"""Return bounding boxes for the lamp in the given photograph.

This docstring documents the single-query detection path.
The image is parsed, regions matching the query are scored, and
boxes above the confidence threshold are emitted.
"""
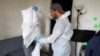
[74,5,87,15]
[74,5,87,29]
[71,5,95,42]
[71,5,95,56]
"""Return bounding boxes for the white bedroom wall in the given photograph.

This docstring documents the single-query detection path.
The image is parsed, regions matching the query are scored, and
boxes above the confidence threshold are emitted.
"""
[72,0,100,31]
[0,0,28,40]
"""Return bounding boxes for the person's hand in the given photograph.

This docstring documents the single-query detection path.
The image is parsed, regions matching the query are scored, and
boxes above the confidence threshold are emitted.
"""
[32,6,38,11]
[34,36,41,43]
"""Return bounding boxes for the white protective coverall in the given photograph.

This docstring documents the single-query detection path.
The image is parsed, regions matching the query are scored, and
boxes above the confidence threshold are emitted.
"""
[39,11,73,56]
[21,7,40,56]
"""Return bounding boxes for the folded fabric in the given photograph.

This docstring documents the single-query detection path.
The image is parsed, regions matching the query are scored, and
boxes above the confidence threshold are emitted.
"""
[31,43,40,56]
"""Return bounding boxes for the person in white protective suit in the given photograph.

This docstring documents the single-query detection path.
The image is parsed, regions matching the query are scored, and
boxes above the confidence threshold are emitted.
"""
[35,3,73,56]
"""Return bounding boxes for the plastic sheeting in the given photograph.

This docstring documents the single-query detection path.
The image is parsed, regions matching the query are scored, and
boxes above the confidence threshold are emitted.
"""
[31,43,40,56]
[21,7,40,56]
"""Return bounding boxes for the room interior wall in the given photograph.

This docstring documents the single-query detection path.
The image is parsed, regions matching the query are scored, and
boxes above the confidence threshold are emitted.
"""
[0,0,28,40]
[72,0,100,31]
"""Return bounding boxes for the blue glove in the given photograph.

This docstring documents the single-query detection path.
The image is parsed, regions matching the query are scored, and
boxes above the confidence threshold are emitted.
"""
[32,6,38,11]
[34,36,41,43]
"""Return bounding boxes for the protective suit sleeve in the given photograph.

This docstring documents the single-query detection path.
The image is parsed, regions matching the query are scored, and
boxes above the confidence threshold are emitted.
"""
[37,9,53,19]
[39,22,66,43]
[39,30,62,43]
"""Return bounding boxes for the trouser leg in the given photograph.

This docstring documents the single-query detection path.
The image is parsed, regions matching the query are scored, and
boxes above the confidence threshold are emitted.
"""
[22,43,35,56]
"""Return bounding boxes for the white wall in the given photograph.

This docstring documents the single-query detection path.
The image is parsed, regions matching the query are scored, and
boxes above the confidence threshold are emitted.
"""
[0,0,28,40]
[72,0,100,31]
